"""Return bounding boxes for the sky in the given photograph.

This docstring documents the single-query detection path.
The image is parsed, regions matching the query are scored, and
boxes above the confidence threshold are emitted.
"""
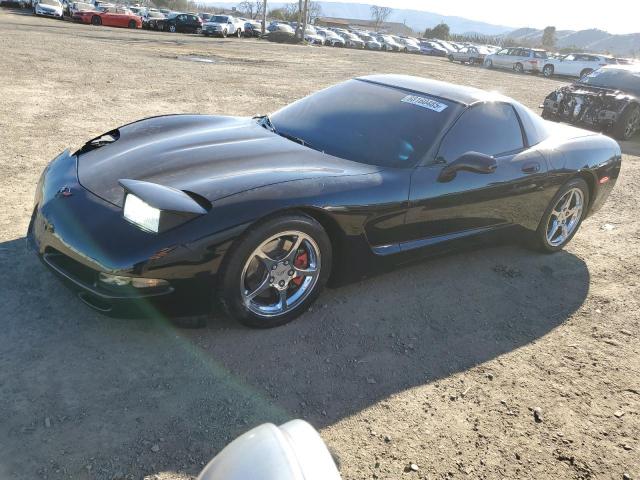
[262,0,640,34]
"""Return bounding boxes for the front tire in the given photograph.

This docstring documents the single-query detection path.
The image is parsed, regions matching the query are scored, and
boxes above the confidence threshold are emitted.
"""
[219,213,332,328]
[532,178,589,253]
[485,59,493,69]
[514,62,524,73]
[128,19,136,28]
[612,104,640,140]
[168,24,176,33]
[543,64,554,77]
[91,15,101,25]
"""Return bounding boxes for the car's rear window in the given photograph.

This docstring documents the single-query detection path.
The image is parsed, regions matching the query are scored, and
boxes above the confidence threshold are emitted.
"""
[533,50,548,59]
[270,79,462,168]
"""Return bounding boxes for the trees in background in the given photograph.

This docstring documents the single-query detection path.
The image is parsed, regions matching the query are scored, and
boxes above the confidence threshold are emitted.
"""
[237,0,264,19]
[542,26,556,49]
[266,1,321,24]
[370,5,392,31]
[424,22,450,40]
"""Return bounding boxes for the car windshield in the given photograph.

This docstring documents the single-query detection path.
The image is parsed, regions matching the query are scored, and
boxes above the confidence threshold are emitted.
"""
[579,68,640,96]
[210,15,228,22]
[75,2,92,9]
[269,79,462,167]
[148,11,163,17]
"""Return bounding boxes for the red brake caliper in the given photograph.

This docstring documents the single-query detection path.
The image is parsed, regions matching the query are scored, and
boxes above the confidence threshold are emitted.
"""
[291,250,308,287]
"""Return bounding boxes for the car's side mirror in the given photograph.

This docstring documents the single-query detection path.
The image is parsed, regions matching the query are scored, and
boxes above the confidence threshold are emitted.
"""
[198,420,341,480]
[437,151,497,182]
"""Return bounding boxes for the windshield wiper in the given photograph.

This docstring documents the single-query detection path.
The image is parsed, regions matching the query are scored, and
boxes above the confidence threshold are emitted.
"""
[254,114,276,132]
[276,131,322,152]
[255,115,322,152]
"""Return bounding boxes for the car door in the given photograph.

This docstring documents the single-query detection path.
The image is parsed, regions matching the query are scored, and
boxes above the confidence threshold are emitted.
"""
[557,54,576,76]
[493,48,511,68]
[174,14,185,32]
[405,102,548,247]
[101,7,116,26]
[114,8,129,27]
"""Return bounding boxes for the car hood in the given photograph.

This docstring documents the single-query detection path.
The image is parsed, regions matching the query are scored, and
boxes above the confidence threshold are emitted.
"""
[76,115,380,207]
[557,83,638,100]
[204,21,227,27]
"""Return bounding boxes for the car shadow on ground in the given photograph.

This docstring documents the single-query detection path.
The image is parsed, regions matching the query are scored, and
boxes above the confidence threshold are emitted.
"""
[0,234,590,478]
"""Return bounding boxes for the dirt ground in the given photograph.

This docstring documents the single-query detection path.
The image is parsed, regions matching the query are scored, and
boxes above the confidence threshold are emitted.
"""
[0,9,639,480]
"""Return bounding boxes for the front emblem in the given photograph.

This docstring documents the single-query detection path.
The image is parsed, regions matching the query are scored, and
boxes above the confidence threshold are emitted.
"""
[57,186,72,198]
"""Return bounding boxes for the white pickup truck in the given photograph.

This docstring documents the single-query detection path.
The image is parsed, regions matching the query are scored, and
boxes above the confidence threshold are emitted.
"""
[542,53,618,78]
[202,14,245,37]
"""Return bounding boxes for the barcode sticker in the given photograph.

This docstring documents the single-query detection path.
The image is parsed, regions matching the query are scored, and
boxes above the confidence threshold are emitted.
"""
[401,95,448,112]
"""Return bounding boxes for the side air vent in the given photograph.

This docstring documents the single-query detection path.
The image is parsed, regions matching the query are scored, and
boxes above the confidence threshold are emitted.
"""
[75,129,120,155]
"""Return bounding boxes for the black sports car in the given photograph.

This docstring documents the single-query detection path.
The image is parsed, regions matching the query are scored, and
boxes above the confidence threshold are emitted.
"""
[29,75,622,328]
[542,64,640,140]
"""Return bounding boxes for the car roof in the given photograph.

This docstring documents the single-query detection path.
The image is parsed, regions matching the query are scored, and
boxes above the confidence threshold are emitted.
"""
[357,74,510,106]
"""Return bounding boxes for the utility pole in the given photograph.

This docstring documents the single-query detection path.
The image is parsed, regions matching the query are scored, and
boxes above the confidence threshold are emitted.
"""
[296,0,303,40]
[301,0,309,41]
[261,0,267,35]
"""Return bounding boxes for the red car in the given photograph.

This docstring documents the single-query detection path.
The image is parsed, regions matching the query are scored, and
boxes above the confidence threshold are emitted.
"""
[74,7,142,28]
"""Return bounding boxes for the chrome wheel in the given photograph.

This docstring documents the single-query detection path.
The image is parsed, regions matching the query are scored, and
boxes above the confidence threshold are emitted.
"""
[240,231,320,318]
[546,188,584,247]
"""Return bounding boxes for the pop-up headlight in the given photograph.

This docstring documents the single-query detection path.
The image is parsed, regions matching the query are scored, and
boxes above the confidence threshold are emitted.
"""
[123,193,161,233]
[119,179,210,234]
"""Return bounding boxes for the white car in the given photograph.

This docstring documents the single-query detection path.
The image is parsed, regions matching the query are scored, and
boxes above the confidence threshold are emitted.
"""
[304,25,324,45]
[317,28,345,47]
[395,36,421,53]
[541,53,618,78]
[202,14,244,37]
[33,0,63,18]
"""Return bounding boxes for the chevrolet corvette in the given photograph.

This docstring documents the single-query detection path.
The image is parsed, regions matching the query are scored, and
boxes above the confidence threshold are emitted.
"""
[542,64,640,140]
[29,75,622,328]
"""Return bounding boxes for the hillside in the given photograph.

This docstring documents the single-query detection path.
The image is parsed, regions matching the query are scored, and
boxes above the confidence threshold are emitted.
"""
[506,27,640,56]
[205,1,514,35]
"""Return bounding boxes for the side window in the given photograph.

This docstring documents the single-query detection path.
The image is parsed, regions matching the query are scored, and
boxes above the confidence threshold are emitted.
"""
[437,103,524,163]
[565,54,575,61]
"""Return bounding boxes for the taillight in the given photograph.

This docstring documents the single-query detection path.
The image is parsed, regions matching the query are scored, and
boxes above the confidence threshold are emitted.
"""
[528,59,538,64]
[599,176,610,184]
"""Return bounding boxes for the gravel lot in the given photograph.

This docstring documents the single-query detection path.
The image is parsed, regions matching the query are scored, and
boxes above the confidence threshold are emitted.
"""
[1,9,639,480]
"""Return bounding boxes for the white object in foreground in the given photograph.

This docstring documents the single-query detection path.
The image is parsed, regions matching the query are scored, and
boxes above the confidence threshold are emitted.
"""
[198,420,341,480]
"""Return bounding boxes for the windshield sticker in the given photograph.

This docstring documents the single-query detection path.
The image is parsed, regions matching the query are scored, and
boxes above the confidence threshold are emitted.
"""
[401,95,448,112]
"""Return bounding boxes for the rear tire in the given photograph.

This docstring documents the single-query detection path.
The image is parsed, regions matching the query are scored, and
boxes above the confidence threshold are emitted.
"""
[531,178,589,253]
[611,104,640,140]
[128,20,136,28]
[91,15,101,25]
[485,59,493,69]
[168,24,176,33]
[514,62,524,73]
[219,213,332,328]
[543,64,554,77]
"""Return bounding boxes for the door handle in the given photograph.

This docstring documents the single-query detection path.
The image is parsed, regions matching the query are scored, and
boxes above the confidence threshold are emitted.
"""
[522,162,540,174]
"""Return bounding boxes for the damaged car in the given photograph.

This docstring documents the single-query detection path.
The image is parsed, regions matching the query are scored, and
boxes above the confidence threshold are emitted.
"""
[542,65,640,140]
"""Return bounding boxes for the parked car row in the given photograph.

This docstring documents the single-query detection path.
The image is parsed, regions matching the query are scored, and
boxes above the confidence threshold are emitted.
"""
[443,42,637,81]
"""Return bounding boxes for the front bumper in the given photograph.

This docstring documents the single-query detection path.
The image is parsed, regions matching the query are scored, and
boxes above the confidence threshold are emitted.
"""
[28,150,215,317]
[36,8,62,17]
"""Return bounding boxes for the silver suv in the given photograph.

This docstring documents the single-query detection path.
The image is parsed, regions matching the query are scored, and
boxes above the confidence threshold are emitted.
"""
[484,47,548,73]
